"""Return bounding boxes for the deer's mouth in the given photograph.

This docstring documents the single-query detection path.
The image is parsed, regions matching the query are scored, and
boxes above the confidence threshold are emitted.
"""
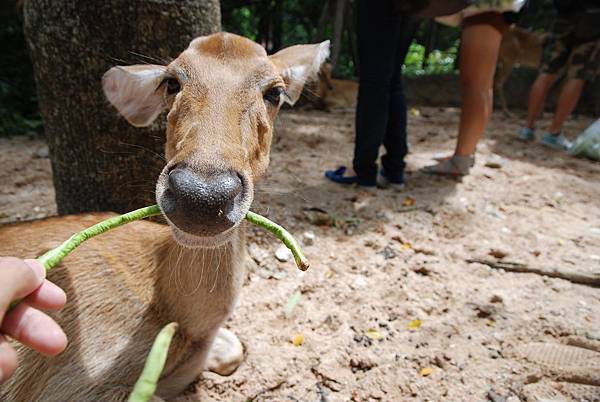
[167,224,239,248]
[155,164,253,248]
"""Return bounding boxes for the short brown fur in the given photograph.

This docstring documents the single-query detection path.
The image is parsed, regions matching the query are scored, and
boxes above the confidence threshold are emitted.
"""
[0,32,328,401]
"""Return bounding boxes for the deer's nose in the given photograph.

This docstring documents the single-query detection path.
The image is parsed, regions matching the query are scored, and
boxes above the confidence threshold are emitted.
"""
[164,166,243,236]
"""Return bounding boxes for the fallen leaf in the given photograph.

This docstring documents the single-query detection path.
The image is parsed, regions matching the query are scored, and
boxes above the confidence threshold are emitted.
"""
[303,208,333,226]
[365,328,384,341]
[419,367,433,376]
[488,249,508,259]
[401,242,412,250]
[284,290,302,317]
[407,319,422,330]
[484,161,502,169]
[391,235,404,243]
[409,107,420,117]
[403,197,416,207]
[325,270,335,279]
[291,333,304,346]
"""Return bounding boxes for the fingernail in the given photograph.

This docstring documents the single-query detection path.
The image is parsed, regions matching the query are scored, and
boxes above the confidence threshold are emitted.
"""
[24,259,45,281]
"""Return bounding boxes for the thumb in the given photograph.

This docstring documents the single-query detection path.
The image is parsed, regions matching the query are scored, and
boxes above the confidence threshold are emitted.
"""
[0,257,45,323]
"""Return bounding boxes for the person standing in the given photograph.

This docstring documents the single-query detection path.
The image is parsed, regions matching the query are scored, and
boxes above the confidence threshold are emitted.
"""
[325,0,422,188]
[518,0,600,149]
[422,0,525,176]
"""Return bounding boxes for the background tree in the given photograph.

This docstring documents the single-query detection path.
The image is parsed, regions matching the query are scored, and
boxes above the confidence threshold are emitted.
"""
[0,1,40,136]
[23,0,221,214]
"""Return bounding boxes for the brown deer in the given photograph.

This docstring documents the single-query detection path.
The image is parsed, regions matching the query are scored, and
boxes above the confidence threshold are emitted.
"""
[0,32,329,401]
[496,25,546,115]
[308,62,358,111]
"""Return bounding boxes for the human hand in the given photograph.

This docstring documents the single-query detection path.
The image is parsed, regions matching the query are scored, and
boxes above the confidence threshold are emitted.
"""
[0,257,67,384]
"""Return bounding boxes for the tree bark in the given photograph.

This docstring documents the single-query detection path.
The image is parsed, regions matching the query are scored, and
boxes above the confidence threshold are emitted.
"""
[315,0,331,42]
[271,0,284,52]
[23,0,221,215]
[257,0,271,52]
[345,0,358,77]
[423,20,438,69]
[330,0,346,70]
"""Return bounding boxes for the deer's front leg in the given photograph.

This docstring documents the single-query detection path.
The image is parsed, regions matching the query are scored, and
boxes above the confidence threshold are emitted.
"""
[95,387,165,402]
[206,328,244,376]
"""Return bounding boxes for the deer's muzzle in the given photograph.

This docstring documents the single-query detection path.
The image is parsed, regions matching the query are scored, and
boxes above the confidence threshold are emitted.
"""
[160,165,245,237]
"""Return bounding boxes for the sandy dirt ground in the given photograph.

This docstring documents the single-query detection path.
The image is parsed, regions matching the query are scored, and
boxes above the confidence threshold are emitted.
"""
[1,107,599,401]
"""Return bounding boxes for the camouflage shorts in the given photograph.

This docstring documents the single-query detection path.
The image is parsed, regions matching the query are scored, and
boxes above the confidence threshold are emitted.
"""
[541,18,600,81]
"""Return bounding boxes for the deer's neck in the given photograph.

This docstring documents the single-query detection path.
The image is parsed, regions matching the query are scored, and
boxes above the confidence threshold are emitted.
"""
[153,225,246,338]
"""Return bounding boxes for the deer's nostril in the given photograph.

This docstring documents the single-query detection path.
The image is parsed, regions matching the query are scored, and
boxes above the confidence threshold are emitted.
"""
[164,167,245,236]
[166,162,185,175]
[218,172,243,200]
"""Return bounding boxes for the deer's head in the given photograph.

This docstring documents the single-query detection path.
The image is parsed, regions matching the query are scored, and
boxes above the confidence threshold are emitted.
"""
[103,33,329,247]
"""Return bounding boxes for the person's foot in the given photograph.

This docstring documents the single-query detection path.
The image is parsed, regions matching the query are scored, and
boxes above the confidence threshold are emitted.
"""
[540,132,571,150]
[518,127,535,142]
[422,154,474,177]
[377,169,405,190]
[325,166,376,187]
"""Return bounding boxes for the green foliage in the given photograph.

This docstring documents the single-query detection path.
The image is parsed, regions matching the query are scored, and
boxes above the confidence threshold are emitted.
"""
[402,41,459,76]
[226,6,260,42]
[222,0,323,49]
[0,0,560,137]
[0,16,42,137]
[222,1,458,79]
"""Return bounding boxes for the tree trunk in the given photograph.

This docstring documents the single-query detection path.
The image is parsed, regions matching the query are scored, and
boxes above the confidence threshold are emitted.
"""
[257,0,271,52]
[423,20,438,69]
[271,0,284,52]
[345,0,358,77]
[23,0,221,215]
[330,0,346,70]
[315,0,331,42]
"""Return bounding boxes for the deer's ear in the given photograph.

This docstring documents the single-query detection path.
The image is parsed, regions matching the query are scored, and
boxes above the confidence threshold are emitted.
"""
[269,40,330,106]
[102,65,167,127]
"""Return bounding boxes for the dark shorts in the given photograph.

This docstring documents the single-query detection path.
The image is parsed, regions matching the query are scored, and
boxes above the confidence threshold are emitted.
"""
[541,17,600,81]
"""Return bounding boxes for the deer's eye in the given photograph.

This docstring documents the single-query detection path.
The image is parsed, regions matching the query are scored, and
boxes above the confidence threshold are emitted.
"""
[263,86,284,105]
[162,77,181,95]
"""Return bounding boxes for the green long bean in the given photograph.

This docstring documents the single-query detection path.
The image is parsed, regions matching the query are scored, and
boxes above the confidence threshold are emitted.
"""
[35,205,308,272]
[245,211,309,271]
[9,204,308,402]
[127,322,178,402]
[37,205,163,270]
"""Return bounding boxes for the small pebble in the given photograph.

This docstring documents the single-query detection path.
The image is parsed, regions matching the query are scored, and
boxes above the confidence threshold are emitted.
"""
[275,245,292,262]
[302,231,315,246]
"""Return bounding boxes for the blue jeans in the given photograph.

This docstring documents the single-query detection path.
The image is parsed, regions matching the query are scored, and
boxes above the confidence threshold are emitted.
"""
[353,0,420,182]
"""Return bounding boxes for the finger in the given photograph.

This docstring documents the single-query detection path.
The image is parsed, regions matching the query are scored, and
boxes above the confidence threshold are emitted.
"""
[23,280,67,311]
[0,258,45,321]
[1,302,67,356]
[0,334,17,385]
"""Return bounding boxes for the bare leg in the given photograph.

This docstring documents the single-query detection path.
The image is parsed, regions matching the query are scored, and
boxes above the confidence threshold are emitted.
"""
[422,14,507,176]
[547,78,584,133]
[454,17,505,156]
[525,73,558,129]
